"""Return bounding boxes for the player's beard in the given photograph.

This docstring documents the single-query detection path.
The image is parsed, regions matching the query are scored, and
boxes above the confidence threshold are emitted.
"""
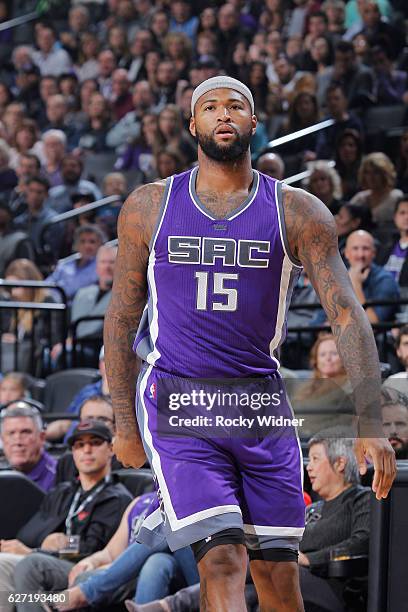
[196,126,252,162]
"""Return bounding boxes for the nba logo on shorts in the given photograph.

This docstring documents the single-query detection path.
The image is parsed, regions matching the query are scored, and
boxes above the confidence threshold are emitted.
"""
[149,383,157,399]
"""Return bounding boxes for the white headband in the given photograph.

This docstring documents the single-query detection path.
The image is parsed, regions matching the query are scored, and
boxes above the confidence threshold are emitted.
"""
[191,76,255,116]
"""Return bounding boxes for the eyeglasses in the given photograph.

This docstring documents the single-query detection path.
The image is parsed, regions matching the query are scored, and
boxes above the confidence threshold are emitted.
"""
[72,438,107,451]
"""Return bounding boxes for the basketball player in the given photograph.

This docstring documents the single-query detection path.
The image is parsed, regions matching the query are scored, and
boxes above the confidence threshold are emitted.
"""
[104,77,396,611]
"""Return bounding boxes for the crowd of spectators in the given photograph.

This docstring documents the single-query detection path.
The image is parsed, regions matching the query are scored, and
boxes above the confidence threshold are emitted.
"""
[0,0,407,610]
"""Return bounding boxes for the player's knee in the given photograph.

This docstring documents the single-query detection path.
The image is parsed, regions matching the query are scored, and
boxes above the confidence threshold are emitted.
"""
[198,543,246,580]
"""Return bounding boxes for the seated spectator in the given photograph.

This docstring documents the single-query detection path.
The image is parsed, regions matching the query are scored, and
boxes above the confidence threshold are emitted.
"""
[0,401,56,492]
[155,147,188,180]
[385,325,408,382]
[42,94,82,150]
[158,105,196,166]
[372,45,408,105]
[256,152,285,180]
[110,69,134,121]
[115,112,159,181]
[344,230,400,323]
[381,386,408,458]
[276,91,320,159]
[13,176,63,263]
[1,258,64,374]
[245,61,270,119]
[46,224,105,304]
[0,420,132,606]
[31,25,73,77]
[55,493,199,610]
[303,161,343,215]
[334,128,363,200]
[96,172,127,239]
[169,0,199,43]
[78,92,112,152]
[55,396,121,483]
[268,54,309,113]
[291,334,352,437]
[41,129,67,188]
[76,32,100,83]
[8,152,41,218]
[47,346,109,444]
[154,59,179,107]
[300,430,370,612]
[48,154,102,214]
[335,202,373,258]
[0,372,30,407]
[163,32,193,82]
[376,195,408,287]
[354,0,405,61]
[8,119,42,170]
[106,80,157,152]
[70,245,117,366]
[315,84,363,160]
[317,40,375,109]
[351,152,403,226]
[0,140,17,199]
[0,201,35,276]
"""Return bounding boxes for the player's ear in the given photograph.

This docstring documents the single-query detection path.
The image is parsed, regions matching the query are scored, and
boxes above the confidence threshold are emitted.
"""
[251,114,257,136]
[189,116,196,138]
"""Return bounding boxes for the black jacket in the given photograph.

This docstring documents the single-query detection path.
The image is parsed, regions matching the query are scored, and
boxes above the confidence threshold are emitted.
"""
[17,474,132,555]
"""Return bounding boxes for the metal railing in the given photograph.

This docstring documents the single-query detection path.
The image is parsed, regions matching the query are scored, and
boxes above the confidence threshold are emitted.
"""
[39,195,122,260]
[267,118,335,150]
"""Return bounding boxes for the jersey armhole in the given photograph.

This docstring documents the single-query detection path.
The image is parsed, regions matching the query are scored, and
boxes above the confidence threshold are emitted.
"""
[275,180,303,269]
[148,176,174,252]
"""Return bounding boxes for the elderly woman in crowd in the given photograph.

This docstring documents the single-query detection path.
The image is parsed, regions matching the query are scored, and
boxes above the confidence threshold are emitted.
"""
[304,161,343,215]
[351,152,403,225]
[299,430,370,612]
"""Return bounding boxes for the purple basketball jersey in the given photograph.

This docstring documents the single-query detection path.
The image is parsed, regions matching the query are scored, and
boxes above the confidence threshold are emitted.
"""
[134,167,302,377]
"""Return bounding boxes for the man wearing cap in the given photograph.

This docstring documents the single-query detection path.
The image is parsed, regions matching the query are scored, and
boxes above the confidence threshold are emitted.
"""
[0,419,132,612]
[105,75,396,610]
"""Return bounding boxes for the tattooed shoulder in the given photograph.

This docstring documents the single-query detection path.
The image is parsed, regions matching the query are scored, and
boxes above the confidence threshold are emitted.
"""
[118,180,167,247]
[281,184,338,265]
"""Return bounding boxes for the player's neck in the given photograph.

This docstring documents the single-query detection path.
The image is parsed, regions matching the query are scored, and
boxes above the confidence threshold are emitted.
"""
[196,149,253,194]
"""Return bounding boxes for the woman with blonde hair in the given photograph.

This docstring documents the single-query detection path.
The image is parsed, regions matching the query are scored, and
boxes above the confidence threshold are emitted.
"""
[303,161,343,214]
[162,32,192,80]
[351,152,403,224]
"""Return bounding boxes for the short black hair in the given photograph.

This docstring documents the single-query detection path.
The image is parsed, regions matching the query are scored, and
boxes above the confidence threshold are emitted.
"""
[394,194,408,214]
[27,175,50,191]
[335,40,355,55]
[396,324,408,348]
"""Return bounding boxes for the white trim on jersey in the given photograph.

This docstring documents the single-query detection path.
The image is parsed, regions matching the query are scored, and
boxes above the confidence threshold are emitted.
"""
[268,254,293,369]
[146,175,174,366]
[243,524,305,537]
[274,180,303,270]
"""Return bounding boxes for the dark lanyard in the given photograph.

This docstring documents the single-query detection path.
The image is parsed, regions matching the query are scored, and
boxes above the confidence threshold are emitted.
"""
[65,475,110,536]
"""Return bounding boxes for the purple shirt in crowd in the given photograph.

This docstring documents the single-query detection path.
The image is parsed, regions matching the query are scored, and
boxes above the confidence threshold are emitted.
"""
[26,451,57,492]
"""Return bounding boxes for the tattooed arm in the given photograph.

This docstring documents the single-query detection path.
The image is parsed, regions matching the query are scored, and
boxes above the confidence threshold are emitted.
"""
[283,185,396,499]
[104,181,165,468]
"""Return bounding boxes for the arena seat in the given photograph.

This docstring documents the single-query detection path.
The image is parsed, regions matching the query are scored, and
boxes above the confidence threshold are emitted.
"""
[0,471,44,538]
[368,461,408,612]
[43,368,101,414]
[113,468,155,497]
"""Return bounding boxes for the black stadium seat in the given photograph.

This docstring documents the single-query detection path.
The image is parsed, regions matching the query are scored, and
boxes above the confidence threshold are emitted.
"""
[0,471,44,539]
[43,368,101,414]
[113,468,155,497]
[368,461,408,612]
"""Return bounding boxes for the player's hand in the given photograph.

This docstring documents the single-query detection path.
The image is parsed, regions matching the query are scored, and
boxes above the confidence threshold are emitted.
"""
[354,437,397,500]
[113,430,147,469]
